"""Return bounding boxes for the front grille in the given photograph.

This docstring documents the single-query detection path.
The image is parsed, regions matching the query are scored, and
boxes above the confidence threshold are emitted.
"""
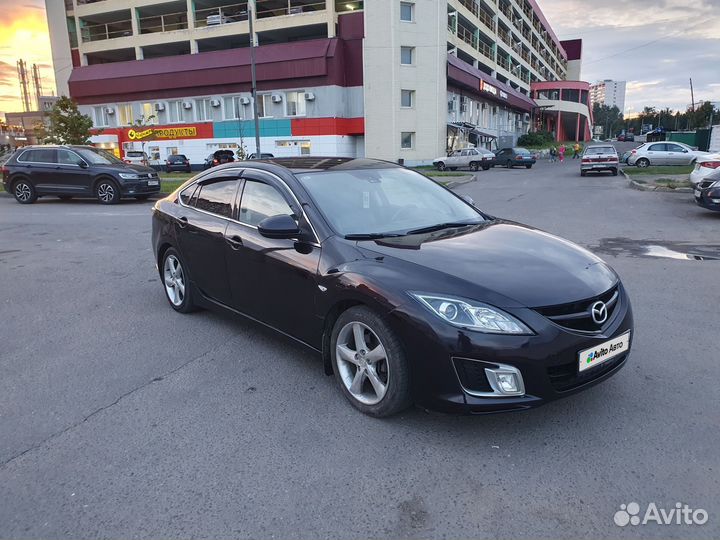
[452,358,493,394]
[547,353,627,392]
[534,285,620,333]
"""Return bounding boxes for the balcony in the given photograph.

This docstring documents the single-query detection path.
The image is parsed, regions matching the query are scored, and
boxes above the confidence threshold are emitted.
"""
[138,2,189,34]
[79,10,133,43]
[457,0,494,31]
[194,1,249,28]
[256,0,326,19]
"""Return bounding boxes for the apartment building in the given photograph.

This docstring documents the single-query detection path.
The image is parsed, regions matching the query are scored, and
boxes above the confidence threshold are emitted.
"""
[46,0,578,165]
[590,79,627,113]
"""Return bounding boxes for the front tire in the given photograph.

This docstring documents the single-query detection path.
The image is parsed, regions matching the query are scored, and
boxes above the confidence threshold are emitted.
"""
[470,161,479,171]
[506,160,513,169]
[13,179,37,204]
[161,248,196,313]
[96,179,120,204]
[436,162,446,171]
[331,306,411,417]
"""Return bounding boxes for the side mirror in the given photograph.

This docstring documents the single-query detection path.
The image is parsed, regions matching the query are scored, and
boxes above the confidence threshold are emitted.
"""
[257,214,300,239]
[461,194,475,206]
[78,160,88,169]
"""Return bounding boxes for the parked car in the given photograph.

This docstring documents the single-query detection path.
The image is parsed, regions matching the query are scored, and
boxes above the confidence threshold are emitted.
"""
[166,154,191,173]
[689,154,720,185]
[203,150,236,169]
[152,157,633,417]
[433,148,495,171]
[627,142,708,167]
[490,147,536,169]
[246,153,275,160]
[580,145,619,176]
[124,150,149,166]
[623,133,635,142]
[694,169,720,212]
[2,145,160,204]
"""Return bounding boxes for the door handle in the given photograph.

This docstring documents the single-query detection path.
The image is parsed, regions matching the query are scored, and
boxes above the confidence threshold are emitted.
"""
[226,235,243,250]
[177,216,188,229]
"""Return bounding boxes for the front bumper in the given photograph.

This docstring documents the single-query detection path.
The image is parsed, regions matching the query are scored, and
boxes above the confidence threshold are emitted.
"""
[695,190,720,211]
[120,181,162,196]
[389,284,634,414]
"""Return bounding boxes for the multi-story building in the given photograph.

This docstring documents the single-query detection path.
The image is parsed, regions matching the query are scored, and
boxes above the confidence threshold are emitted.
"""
[46,0,581,166]
[590,79,626,113]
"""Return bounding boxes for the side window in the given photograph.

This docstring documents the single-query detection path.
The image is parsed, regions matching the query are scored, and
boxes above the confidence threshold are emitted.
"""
[194,180,238,218]
[649,144,666,152]
[20,149,56,163]
[179,184,198,206]
[57,150,82,166]
[239,180,293,227]
[666,144,684,152]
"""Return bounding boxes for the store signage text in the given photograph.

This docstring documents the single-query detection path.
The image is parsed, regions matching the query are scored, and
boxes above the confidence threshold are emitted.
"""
[127,127,198,140]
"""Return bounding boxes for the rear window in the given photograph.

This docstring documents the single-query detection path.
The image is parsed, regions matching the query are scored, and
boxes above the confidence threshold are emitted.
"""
[126,151,145,157]
[515,148,531,155]
[168,155,187,161]
[584,147,616,155]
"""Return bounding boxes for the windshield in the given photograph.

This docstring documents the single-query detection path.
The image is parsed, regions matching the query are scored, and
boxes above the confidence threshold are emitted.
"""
[296,167,484,237]
[75,147,124,165]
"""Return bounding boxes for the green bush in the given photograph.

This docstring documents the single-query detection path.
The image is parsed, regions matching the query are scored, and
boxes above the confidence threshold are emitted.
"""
[517,131,554,147]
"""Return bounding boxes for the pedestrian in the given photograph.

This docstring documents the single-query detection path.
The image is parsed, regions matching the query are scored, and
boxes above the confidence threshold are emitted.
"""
[549,146,557,163]
[573,142,581,159]
[558,144,566,163]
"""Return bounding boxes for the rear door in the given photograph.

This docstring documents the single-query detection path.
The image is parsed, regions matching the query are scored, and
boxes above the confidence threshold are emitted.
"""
[175,170,242,304]
[56,149,93,195]
[16,148,58,193]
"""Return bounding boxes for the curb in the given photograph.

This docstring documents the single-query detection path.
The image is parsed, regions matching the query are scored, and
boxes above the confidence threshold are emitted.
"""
[440,175,475,188]
[622,170,693,193]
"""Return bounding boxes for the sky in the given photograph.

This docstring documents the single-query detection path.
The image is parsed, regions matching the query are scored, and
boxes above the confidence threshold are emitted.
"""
[0,0,718,116]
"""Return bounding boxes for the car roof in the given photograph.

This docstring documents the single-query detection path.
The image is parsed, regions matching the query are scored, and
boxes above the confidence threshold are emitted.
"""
[585,144,616,149]
[251,157,403,174]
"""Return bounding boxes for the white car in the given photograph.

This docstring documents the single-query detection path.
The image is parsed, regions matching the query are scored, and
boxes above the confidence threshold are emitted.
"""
[433,148,495,172]
[689,154,720,185]
[626,141,708,168]
[123,150,149,166]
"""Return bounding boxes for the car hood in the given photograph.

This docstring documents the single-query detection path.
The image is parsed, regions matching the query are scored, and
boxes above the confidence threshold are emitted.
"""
[356,221,617,308]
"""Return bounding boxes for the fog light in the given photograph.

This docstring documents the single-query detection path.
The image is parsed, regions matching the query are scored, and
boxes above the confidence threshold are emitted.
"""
[485,364,525,396]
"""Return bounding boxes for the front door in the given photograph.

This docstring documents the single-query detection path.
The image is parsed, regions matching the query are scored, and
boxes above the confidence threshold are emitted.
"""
[56,149,94,195]
[224,169,322,345]
[665,143,690,165]
[175,172,241,304]
[646,143,668,165]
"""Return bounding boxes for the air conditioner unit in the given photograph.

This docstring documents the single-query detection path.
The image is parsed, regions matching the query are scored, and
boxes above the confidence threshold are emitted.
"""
[303,92,315,101]
[210,99,221,107]
[271,94,283,103]
[182,101,193,109]
[154,103,165,111]
[104,107,115,115]
[240,97,251,105]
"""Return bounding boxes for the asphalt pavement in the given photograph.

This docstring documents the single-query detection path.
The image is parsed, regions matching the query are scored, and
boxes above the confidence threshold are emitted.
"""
[0,158,718,539]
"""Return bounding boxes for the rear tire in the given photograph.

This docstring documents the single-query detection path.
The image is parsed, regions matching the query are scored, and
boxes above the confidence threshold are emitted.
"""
[506,160,513,169]
[331,306,411,417]
[470,162,479,171]
[161,248,197,313]
[96,179,120,205]
[525,164,532,169]
[482,164,490,171]
[612,168,618,176]
[580,170,587,177]
[636,158,650,169]
[12,179,37,204]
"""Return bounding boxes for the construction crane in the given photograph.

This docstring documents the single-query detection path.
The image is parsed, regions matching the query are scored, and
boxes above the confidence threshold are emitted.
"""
[32,64,43,110]
[17,59,31,112]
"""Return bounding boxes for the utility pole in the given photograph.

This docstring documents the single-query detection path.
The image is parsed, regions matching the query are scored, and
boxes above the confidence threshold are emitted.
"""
[690,78,695,112]
[249,4,261,157]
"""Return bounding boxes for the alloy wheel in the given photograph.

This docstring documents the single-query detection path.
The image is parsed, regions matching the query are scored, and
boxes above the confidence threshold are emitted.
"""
[163,255,186,307]
[97,183,115,203]
[336,321,389,405]
[15,183,32,202]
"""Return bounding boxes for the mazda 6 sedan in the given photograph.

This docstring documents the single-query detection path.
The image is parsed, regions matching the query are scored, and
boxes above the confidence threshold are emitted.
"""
[151,157,633,417]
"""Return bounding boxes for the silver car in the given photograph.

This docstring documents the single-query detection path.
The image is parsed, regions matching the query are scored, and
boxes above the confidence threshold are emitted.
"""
[627,142,708,168]
[433,148,495,171]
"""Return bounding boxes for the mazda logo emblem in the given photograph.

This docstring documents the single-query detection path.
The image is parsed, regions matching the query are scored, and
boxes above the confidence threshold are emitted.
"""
[590,301,608,325]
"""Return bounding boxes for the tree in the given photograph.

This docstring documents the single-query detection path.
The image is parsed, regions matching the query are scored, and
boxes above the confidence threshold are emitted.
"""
[592,103,623,137]
[44,97,96,145]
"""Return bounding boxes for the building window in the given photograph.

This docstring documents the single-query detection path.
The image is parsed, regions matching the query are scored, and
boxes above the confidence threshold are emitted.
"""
[117,104,134,126]
[224,96,252,120]
[256,94,272,118]
[400,89,414,108]
[400,46,414,65]
[141,103,158,124]
[93,106,110,127]
[195,98,215,122]
[400,2,414,22]
[285,91,306,117]
[400,132,414,149]
[168,100,193,123]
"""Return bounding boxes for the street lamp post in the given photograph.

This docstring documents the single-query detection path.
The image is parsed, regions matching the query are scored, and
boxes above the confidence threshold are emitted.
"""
[249,5,261,157]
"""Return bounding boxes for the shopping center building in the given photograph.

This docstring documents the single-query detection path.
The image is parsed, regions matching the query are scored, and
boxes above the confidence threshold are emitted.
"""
[46,0,585,166]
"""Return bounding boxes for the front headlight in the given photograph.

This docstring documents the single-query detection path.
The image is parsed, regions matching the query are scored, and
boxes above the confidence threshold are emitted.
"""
[410,293,533,334]
[119,173,141,180]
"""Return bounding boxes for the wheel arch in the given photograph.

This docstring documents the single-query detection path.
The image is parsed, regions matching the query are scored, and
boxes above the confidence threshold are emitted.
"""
[321,299,366,376]
[92,174,119,192]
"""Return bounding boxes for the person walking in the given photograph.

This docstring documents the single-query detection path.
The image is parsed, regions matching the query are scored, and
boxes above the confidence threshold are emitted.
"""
[549,146,557,163]
[573,142,582,159]
[558,144,566,163]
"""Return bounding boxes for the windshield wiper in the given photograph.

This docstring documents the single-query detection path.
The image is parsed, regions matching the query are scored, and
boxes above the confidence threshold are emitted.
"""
[344,232,405,240]
[405,221,482,236]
